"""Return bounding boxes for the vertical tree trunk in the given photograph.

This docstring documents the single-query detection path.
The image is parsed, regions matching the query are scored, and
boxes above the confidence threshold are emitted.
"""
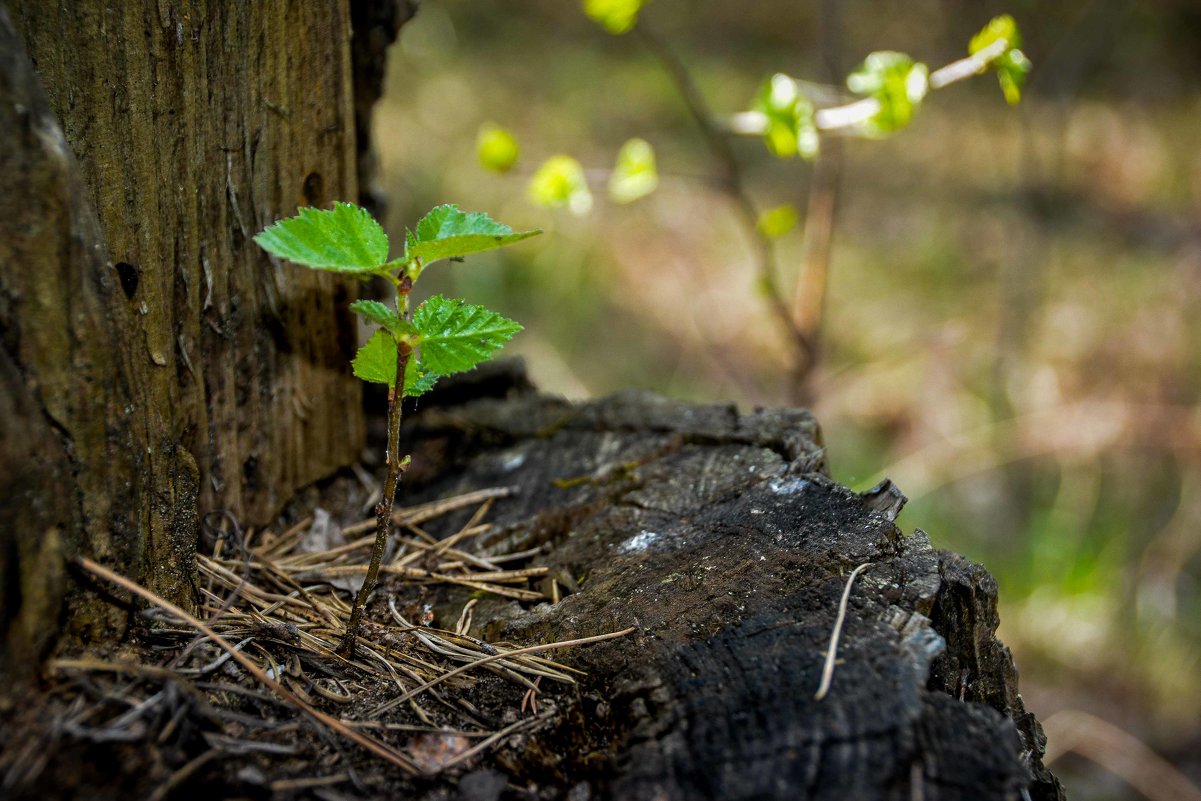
[0,0,403,681]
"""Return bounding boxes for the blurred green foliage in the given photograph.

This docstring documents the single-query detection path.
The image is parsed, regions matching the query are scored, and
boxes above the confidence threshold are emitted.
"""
[753,73,820,159]
[527,155,593,216]
[374,3,1201,796]
[477,123,521,172]
[846,51,928,136]
[609,137,660,203]
[583,0,646,35]
[969,13,1032,104]
[757,204,800,239]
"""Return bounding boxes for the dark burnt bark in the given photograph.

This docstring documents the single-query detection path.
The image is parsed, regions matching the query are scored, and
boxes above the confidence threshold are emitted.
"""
[392,371,1065,800]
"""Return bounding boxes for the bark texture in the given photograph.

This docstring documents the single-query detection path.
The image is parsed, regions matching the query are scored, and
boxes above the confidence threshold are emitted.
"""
[0,3,149,679]
[0,0,407,677]
[394,373,1065,800]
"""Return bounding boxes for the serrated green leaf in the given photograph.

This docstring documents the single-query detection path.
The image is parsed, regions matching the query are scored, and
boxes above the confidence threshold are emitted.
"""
[349,299,413,339]
[255,202,390,273]
[477,123,521,173]
[403,359,440,397]
[528,156,593,216]
[752,74,819,160]
[352,330,437,394]
[608,138,659,204]
[846,51,928,137]
[405,204,541,265]
[757,204,799,239]
[352,330,400,387]
[970,15,1031,106]
[412,296,522,376]
[583,0,645,35]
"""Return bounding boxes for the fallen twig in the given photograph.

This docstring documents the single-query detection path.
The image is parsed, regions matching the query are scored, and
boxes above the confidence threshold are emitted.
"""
[814,561,872,701]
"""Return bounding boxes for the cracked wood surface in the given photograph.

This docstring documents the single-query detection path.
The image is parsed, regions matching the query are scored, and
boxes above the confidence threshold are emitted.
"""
[396,373,1065,800]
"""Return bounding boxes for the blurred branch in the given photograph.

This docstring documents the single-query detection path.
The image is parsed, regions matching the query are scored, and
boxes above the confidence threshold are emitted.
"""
[1137,467,1201,619]
[630,21,1015,405]
[733,37,1015,138]
[790,143,839,403]
[1043,710,1201,801]
[853,400,1201,499]
[632,25,816,387]
[789,0,845,405]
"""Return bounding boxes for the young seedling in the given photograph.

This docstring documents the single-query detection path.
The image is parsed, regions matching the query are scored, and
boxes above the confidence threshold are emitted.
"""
[254,202,540,657]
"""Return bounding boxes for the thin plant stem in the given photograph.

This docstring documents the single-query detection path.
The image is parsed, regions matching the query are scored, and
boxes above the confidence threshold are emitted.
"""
[339,308,413,659]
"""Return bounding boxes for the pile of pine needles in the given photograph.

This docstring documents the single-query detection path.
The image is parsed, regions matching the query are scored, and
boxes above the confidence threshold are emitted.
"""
[14,487,631,797]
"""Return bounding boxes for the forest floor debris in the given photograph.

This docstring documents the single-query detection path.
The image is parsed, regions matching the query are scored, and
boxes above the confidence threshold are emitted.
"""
[2,486,631,799]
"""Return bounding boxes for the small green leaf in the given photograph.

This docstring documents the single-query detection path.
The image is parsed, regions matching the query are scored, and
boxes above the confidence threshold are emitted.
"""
[995,49,1031,105]
[970,15,1030,105]
[757,204,799,239]
[352,330,400,387]
[583,0,645,35]
[405,204,541,266]
[477,123,520,173]
[969,14,1022,55]
[412,295,522,376]
[349,299,413,339]
[752,74,819,160]
[353,330,438,394]
[255,202,389,274]
[608,138,659,204]
[528,156,593,216]
[846,51,929,137]
[403,359,440,397]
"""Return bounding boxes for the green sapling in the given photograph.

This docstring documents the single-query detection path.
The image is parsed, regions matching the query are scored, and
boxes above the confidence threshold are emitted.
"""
[255,202,540,657]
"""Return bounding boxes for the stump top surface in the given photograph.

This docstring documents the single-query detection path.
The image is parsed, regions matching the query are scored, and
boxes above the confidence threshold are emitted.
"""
[399,382,1062,801]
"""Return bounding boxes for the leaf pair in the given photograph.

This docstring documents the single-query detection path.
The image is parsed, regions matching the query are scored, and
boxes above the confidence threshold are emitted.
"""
[526,139,658,215]
[254,202,540,276]
[350,296,522,396]
[254,202,538,398]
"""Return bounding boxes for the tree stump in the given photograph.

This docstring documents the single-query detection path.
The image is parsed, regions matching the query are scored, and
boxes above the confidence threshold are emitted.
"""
[391,366,1065,800]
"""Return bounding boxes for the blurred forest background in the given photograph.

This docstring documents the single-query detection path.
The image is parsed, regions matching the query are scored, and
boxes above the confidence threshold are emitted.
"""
[371,2,1201,798]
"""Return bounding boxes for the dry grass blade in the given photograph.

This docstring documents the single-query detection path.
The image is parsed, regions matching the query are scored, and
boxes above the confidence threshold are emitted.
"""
[340,486,517,537]
[814,561,872,701]
[371,627,637,717]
